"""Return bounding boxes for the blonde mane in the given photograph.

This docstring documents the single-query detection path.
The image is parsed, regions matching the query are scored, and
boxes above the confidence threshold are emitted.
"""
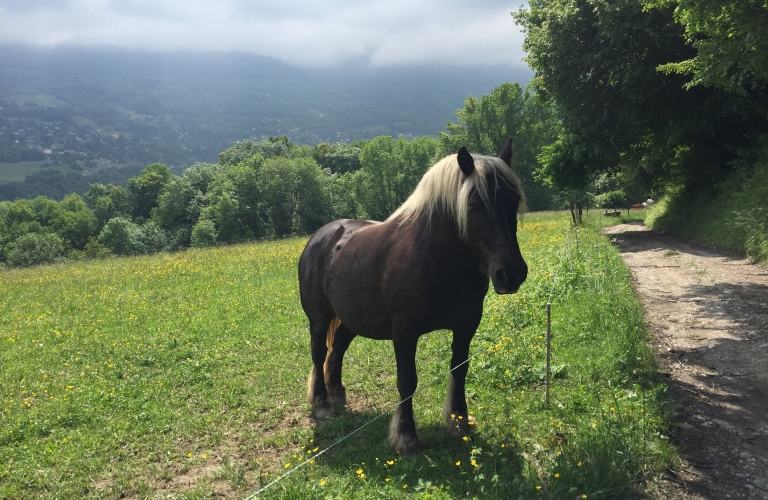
[387,153,525,238]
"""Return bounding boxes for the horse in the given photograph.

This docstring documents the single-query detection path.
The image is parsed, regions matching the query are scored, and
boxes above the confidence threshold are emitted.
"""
[298,139,527,454]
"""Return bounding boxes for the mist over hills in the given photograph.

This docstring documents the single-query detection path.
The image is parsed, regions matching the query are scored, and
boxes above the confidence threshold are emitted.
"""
[0,46,531,167]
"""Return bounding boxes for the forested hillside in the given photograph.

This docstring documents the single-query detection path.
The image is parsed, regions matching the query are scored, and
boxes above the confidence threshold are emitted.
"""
[0,46,530,201]
[0,82,562,268]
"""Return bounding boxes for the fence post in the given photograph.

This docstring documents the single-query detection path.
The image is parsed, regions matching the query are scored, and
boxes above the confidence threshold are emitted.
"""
[545,302,551,406]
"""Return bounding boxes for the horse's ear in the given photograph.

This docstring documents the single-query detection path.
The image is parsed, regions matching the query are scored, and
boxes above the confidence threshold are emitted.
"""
[457,147,475,176]
[499,137,513,167]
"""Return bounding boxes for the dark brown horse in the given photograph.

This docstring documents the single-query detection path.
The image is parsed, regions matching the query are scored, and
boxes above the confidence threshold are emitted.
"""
[298,139,527,454]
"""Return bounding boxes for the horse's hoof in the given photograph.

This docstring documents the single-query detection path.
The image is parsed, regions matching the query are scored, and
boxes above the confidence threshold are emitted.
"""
[390,432,423,455]
[446,413,477,436]
[327,384,347,406]
[315,407,333,419]
[311,398,333,419]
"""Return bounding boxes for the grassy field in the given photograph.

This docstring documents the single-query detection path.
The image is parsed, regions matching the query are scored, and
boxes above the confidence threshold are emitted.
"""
[0,161,77,185]
[6,94,70,108]
[72,116,100,129]
[0,211,675,499]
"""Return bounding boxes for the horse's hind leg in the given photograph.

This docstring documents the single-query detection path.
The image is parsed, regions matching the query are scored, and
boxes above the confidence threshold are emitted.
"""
[307,318,333,418]
[324,322,356,406]
[444,328,478,435]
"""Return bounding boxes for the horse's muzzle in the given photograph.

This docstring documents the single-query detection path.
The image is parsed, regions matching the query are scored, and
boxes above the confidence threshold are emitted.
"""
[491,265,527,294]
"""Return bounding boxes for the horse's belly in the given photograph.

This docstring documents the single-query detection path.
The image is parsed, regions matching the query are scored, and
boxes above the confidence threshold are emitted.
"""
[336,311,392,340]
[326,272,392,340]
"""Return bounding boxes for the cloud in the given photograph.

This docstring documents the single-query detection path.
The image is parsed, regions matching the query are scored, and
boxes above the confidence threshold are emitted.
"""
[0,0,528,67]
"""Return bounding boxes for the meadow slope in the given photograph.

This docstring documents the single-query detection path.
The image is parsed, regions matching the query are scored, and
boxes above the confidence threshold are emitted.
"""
[1,212,677,499]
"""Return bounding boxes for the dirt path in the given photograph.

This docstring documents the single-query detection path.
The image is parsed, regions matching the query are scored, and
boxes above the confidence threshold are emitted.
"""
[602,222,768,499]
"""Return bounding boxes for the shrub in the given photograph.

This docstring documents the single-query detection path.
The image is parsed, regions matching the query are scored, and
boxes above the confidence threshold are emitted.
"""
[135,220,169,253]
[169,226,192,250]
[6,233,65,267]
[594,189,626,209]
[191,219,217,247]
[83,237,112,259]
[647,158,768,262]
[98,217,142,255]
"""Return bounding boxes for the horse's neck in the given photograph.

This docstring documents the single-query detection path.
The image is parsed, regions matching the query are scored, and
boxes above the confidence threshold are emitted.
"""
[411,213,480,270]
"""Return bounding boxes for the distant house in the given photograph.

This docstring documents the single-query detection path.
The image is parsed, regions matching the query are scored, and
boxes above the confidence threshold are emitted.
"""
[112,133,119,139]
[43,149,52,154]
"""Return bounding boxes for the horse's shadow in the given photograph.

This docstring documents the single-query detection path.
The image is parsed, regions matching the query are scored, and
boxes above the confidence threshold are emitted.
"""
[307,406,526,492]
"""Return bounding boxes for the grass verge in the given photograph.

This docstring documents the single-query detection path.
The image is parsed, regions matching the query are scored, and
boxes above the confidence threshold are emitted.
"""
[0,212,677,499]
[645,161,768,263]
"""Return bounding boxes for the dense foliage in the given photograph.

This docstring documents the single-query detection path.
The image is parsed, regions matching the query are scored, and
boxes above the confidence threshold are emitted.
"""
[642,0,768,95]
[0,164,145,202]
[438,82,561,211]
[514,0,768,258]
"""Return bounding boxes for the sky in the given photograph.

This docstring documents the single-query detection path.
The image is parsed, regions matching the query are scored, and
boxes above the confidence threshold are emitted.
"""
[0,0,529,68]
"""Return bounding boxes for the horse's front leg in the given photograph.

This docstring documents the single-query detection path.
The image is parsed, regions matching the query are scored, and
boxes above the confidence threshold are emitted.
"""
[444,328,477,435]
[389,332,423,454]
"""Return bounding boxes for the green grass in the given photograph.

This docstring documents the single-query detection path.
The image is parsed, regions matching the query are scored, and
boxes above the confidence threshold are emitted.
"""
[71,116,100,129]
[7,94,70,108]
[0,212,677,499]
[588,208,647,228]
[646,160,768,262]
[0,162,75,185]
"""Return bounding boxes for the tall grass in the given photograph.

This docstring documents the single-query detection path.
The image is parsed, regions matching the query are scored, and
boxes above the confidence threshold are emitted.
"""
[0,212,676,499]
[646,159,768,262]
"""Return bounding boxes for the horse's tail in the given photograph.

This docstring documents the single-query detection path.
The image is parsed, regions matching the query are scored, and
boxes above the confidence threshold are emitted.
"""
[326,316,341,353]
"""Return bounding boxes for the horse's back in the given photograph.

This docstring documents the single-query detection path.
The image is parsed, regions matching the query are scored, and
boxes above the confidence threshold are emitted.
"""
[298,219,378,319]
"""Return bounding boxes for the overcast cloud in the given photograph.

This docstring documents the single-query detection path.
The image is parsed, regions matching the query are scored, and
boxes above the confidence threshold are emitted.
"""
[0,0,528,67]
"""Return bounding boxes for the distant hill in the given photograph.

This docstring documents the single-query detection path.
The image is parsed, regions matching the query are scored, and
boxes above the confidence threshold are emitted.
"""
[0,46,531,172]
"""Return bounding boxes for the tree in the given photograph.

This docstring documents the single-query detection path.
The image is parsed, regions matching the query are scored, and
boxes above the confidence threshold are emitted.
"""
[4,199,35,227]
[313,142,363,174]
[4,199,44,244]
[329,171,365,220]
[219,138,290,167]
[152,162,221,247]
[85,183,130,230]
[98,217,141,255]
[439,82,561,210]
[204,189,241,242]
[6,233,65,267]
[642,0,768,98]
[29,196,62,227]
[293,157,333,233]
[257,156,331,236]
[134,220,169,253]
[191,220,217,247]
[514,0,766,197]
[219,158,263,237]
[52,193,97,250]
[356,136,438,220]
[127,163,173,220]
